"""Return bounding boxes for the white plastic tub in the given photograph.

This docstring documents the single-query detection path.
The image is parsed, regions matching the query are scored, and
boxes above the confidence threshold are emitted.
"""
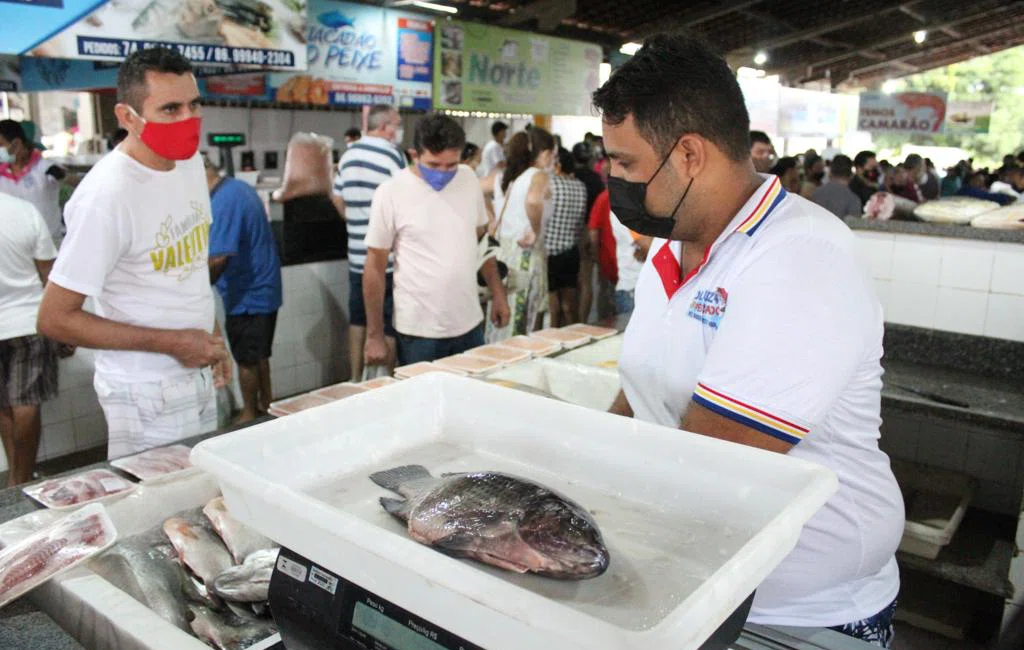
[556,334,624,369]
[486,357,621,410]
[192,374,837,650]
[891,460,976,560]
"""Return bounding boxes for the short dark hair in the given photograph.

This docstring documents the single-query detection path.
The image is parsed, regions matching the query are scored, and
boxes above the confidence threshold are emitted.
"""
[117,47,193,111]
[491,121,508,137]
[571,142,591,165]
[853,150,876,169]
[804,153,822,170]
[749,130,772,147]
[461,142,480,162]
[415,113,466,154]
[770,156,797,177]
[904,153,923,170]
[344,127,361,140]
[557,147,575,174]
[592,32,750,161]
[0,119,27,147]
[830,154,854,179]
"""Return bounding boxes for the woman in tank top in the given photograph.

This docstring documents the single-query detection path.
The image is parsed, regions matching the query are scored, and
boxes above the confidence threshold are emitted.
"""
[486,127,555,341]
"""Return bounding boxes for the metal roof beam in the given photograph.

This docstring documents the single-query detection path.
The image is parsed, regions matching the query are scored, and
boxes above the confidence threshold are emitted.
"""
[627,0,763,39]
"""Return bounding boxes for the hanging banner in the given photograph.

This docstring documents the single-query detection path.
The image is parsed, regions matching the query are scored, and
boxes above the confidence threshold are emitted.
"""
[267,1,433,109]
[738,77,780,135]
[27,0,307,70]
[200,71,273,101]
[946,100,992,134]
[0,0,103,56]
[777,87,841,137]
[434,20,601,115]
[19,56,118,91]
[0,55,19,91]
[857,91,947,135]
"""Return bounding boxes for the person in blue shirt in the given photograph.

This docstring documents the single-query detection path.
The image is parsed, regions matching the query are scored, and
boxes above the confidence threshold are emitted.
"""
[205,155,283,422]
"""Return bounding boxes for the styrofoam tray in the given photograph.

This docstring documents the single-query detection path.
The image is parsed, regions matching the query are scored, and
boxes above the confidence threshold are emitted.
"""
[314,382,369,401]
[394,362,467,379]
[556,334,624,369]
[23,469,138,510]
[192,374,837,650]
[487,358,621,410]
[110,445,196,483]
[432,354,504,376]
[530,327,593,349]
[891,460,976,560]
[268,393,332,417]
[465,344,533,366]
[561,323,619,340]
[501,335,561,356]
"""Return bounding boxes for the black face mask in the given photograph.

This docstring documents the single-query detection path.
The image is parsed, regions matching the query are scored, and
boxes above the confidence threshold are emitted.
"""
[607,144,693,239]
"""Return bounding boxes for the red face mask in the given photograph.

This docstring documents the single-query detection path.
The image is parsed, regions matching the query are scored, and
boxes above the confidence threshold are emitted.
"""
[130,108,201,161]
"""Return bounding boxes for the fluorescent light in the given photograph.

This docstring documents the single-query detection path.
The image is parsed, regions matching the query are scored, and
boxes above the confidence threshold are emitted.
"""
[882,79,899,94]
[619,42,642,56]
[753,51,768,66]
[599,62,611,85]
[913,30,927,44]
[412,1,456,13]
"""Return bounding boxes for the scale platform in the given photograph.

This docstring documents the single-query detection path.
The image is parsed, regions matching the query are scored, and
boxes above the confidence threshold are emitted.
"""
[267,547,754,650]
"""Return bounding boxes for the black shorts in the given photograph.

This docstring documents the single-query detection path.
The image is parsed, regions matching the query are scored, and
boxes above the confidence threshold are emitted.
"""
[349,271,396,337]
[547,246,581,291]
[226,313,278,366]
[0,335,58,408]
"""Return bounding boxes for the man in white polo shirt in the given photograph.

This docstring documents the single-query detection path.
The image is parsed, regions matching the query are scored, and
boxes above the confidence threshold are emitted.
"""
[593,34,904,647]
[363,114,509,366]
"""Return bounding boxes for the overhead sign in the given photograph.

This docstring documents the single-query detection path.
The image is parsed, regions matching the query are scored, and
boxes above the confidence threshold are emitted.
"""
[267,1,434,109]
[777,87,842,137]
[738,77,780,135]
[434,20,601,115]
[0,55,19,91]
[28,0,307,70]
[19,56,118,91]
[946,100,992,134]
[0,0,101,55]
[857,91,947,135]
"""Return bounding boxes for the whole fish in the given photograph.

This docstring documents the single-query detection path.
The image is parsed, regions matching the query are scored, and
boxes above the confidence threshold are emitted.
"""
[370,465,609,579]
[189,604,277,650]
[90,538,193,632]
[203,497,274,564]
[163,517,233,585]
[211,548,279,603]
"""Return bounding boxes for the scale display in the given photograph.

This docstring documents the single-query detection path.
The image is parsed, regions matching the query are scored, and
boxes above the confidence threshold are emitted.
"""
[208,132,246,146]
[353,602,451,650]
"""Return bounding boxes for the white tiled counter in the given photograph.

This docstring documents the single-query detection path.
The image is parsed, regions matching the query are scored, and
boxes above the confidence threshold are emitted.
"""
[853,231,1024,341]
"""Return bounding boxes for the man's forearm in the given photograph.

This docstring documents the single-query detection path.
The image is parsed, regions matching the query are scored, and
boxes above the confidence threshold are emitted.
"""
[481,258,506,303]
[40,308,177,355]
[362,266,387,338]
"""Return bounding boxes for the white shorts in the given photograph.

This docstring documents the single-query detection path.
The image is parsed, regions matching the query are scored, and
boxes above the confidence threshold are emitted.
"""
[95,368,217,460]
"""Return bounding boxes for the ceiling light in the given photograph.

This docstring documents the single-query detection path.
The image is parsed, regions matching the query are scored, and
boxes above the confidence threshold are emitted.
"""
[619,42,642,56]
[411,1,457,14]
[753,51,768,66]
[882,79,899,94]
[913,30,927,44]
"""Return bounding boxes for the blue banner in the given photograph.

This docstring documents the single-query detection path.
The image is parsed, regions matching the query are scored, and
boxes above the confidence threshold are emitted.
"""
[19,56,117,91]
[0,0,106,55]
[75,36,297,68]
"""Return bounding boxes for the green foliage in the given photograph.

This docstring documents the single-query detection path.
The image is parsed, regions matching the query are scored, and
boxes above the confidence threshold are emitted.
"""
[871,45,1024,167]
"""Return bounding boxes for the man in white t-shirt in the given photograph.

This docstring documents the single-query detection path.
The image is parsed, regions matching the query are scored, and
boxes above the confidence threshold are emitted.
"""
[593,34,903,647]
[478,120,508,179]
[364,114,510,366]
[0,194,59,485]
[38,47,231,460]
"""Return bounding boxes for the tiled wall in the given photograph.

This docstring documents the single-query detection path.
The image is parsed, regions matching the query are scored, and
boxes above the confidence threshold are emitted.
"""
[880,410,1024,516]
[0,260,351,475]
[854,232,1024,341]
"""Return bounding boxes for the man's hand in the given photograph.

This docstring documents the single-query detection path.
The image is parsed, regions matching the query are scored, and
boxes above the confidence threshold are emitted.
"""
[213,356,233,389]
[364,334,389,367]
[517,229,536,249]
[491,296,511,328]
[167,329,229,369]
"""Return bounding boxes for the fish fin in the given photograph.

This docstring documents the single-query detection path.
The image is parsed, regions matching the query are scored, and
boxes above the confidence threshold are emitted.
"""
[369,465,432,492]
[380,497,412,521]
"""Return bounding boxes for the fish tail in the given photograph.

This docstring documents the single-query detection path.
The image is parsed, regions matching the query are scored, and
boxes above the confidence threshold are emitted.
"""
[380,497,412,521]
[369,465,432,492]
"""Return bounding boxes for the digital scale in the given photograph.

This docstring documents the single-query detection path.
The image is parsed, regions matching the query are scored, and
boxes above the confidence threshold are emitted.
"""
[207,132,246,177]
[267,547,754,650]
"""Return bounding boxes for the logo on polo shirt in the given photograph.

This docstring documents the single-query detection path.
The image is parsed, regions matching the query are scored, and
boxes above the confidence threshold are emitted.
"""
[688,287,728,329]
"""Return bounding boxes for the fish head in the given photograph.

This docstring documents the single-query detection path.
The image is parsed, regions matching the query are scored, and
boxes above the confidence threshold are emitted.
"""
[518,500,609,579]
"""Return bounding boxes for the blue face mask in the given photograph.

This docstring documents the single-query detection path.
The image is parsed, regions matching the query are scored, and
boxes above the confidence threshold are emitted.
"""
[418,163,457,192]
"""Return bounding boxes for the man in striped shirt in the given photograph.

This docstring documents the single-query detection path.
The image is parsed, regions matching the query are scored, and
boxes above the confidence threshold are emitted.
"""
[334,105,405,379]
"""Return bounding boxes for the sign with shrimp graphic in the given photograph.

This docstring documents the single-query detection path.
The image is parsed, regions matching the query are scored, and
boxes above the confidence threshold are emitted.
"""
[857,91,948,135]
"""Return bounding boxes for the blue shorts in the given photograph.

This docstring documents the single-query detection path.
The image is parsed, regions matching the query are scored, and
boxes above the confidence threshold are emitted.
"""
[829,599,897,648]
[396,324,484,366]
[349,271,396,338]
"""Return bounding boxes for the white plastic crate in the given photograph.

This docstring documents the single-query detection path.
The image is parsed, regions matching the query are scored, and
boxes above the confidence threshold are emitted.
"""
[556,334,623,369]
[192,374,837,650]
[891,460,976,560]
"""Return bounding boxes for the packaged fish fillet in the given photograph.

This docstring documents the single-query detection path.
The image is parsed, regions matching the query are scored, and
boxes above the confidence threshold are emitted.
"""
[313,382,368,401]
[358,376,398,390]
[394,362,465,379]
[501,335,561,356]
[23,469,137,510]
[529,328,592,348]
[267,393,332,418]
[110,444,193,482]
[560,323,618,340]
[432,354,504,376]
[464,344,532,365]
[0,503,117,609]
